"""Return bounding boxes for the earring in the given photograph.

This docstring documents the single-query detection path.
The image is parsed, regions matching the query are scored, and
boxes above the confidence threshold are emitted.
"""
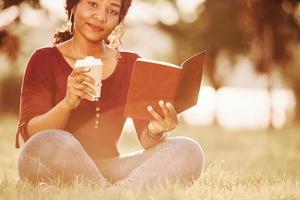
[104,38,110,45]
[115,49,121,61]
[67,14,74,33]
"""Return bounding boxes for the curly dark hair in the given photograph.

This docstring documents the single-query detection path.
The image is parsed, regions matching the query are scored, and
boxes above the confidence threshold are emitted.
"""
[53,0,132,47]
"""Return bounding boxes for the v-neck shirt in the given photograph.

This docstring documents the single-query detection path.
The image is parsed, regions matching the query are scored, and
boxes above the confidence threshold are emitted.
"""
[16,46,149,159]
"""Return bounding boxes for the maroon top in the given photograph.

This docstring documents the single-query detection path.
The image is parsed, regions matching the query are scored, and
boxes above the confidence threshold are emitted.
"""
[16,46,149,159]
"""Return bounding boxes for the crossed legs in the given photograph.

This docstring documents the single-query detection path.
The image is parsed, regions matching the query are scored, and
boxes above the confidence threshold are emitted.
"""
[18,129,204,188]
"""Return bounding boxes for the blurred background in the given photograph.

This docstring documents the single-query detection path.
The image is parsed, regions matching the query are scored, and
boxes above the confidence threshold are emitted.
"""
[0,0,300,130]
[0,1,300,197]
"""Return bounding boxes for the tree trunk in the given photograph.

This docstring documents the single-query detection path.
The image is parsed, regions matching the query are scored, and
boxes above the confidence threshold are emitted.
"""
[262,25,274,130]
[205,51,221,126]
[293,86,300,126]
[267,74,274,130]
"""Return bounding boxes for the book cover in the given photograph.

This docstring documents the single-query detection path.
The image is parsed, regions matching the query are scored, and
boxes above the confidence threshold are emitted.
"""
[124,51,207,120]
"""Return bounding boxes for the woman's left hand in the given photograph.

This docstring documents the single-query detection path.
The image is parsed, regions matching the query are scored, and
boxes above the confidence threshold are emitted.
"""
[147,100,179,136]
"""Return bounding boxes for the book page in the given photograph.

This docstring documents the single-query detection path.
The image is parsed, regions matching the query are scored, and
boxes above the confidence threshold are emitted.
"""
[136,58,181,69]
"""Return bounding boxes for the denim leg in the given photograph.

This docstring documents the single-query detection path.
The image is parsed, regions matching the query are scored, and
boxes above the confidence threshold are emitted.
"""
[18,129,111,186]
[114,136,204,189]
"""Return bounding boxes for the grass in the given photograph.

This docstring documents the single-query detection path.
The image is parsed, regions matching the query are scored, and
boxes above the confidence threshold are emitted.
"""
[0,115,300,199]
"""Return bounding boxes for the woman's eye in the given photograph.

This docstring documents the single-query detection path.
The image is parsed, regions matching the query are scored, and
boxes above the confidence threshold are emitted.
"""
[88,1,97,8]
[108,10,118,15]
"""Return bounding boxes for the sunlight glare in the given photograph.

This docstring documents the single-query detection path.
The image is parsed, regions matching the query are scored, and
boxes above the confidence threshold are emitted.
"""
[0,6,19,27]
[40,0,65,19]
[154,1,179,25]
[182,86,216,126]
[20,5,47,26]
[176,0,205,22]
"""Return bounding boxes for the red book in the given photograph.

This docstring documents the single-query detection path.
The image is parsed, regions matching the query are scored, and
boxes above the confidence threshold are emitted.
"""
[124,51,207,120]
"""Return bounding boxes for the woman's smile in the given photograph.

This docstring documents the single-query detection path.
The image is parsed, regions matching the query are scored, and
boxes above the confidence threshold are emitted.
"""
[86,22,105,32]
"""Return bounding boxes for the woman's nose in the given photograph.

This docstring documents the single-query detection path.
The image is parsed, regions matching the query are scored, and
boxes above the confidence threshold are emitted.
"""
[93,9,108,23]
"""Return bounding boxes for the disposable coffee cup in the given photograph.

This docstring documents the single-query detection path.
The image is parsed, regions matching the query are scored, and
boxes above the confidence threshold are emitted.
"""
[74,56,103,101]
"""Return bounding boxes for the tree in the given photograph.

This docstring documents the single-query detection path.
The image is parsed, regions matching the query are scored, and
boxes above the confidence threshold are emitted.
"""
[0,0,41,69]
[248,0,300,126]
[151,0,300,126]
[146,0,250,88]
[0,0,41,114]
[145,0,251,126]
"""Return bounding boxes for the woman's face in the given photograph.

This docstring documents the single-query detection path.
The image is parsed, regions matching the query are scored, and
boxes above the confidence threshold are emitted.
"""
[72,0,122,43]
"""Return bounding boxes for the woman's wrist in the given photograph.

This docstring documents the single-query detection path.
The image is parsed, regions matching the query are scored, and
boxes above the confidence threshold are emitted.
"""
[60,99,73,111]
[147,127,165,140]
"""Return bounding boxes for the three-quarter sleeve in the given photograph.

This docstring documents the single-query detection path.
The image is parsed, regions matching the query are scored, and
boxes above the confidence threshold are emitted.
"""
[16,49,54,148]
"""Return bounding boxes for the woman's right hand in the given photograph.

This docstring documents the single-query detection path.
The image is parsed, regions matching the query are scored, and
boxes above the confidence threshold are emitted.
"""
[62,67,96,110]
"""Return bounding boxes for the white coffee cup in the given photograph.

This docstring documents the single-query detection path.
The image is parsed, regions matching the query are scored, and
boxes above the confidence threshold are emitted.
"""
[74,56,103,101]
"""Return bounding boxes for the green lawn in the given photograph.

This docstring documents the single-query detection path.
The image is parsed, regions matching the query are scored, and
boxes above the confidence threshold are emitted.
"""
[0,116,300,199]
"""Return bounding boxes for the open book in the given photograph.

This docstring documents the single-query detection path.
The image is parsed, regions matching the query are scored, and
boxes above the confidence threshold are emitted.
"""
[123,51,207,120]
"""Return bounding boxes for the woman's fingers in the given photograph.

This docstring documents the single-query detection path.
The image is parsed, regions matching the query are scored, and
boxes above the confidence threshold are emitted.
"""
[69,66,95,85]
[166,102,179,124]
[81,92,94,101]
[158,100,178,125]
[70,87,94,101]
[67,69,97,99]
[159,100,178,127]
[70,88,84,99]
[73,83,96,96]
[147,106,164,121]
[69,74,95,85]
[159,100,170,118]
[77,74,95,85]
[148,122,164,134]
[67,75,96,103]
[63,67,97,109]
[70,66,90,76]
[146,101,179,134]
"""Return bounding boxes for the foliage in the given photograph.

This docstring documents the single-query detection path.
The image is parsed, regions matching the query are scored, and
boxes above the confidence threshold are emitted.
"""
[152,0,251,88]
[248,0,300,124]
[0,0,41,67]
[249,0,300,73]
[0,74,22,115]
[154,0,300,124]
[1,0,40,9]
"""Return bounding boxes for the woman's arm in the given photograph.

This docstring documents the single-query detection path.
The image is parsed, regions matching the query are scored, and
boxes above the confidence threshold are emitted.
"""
[26,67,96,137]
[26,99,72,137]
[133,100,178,150]
[138,127,167,150]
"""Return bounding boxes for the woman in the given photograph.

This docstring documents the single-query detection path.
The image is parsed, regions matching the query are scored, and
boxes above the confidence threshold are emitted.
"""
[16,0,204,188]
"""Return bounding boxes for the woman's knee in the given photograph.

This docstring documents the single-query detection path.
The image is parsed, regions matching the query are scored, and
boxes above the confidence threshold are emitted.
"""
[19,130,75,171]
[20,129,79,156]
[165,137,204,174]
[18,129,86,183]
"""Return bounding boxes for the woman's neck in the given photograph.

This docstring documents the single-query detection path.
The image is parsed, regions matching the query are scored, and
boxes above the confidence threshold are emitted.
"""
[69,35,107,59]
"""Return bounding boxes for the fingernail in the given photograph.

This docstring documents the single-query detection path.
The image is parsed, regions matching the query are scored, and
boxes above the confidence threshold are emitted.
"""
[85,67,90,71]
[159,100,164,106]
[166,103,171,107]
[147,106,152,111]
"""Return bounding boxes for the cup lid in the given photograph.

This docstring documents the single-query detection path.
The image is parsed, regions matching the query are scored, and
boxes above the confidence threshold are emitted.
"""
[75,56,103,67]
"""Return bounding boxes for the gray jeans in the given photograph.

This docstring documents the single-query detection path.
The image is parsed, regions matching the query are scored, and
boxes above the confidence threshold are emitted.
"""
[18,129,204,188]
